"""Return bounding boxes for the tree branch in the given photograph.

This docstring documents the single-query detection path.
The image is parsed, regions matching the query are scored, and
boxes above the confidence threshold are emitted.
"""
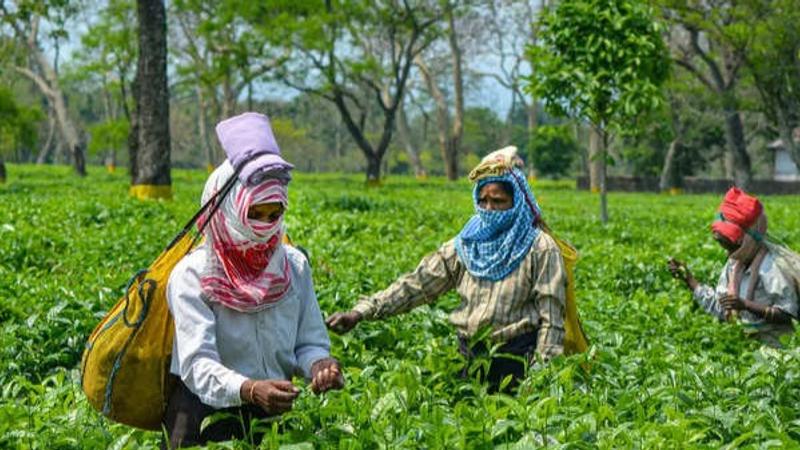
[673,58,715,92]
[13,65,55,98]
[688,28,725,89]
[277,74,335,102]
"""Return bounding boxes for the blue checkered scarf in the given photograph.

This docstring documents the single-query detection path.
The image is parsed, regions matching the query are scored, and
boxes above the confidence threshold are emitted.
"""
[454,168,541,281]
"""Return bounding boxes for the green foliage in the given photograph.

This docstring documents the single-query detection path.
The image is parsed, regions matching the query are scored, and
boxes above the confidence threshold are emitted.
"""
[253,0,444,180]
[461,107,507,157]
[0,87,43,157]
[745,0,800,141]
[270,118,328,172]
[618,101,723,180]
[171,0,283,92]
[3,166,800,447]
[528,125,579,179]
[86,118,129,157]
[526,0,670,133]
[77,0,137,77]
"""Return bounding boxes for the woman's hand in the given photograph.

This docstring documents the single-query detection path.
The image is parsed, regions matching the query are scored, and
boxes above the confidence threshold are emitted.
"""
[668,258,698,290]
[240,379,299,415]
[719,294,746,312]
[325,311,362,334]
[719,297,792,325]
[310,358,344,394]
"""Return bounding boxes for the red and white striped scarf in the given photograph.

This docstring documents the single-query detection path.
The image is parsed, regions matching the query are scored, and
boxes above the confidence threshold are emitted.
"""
[198,162,292,312]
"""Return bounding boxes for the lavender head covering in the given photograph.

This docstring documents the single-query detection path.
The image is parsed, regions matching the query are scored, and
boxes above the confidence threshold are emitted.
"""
[215,112,293,185]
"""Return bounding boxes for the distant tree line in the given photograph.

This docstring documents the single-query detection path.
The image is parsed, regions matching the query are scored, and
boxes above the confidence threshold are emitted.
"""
[0,0,798,195]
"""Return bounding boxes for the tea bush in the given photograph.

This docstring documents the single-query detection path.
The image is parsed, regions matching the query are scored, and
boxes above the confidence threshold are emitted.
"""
[2,165,800,448]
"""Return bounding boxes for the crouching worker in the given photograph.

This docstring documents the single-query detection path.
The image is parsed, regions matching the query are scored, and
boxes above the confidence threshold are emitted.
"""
[669,187,800,347]
[327,147,567,392]
[164,113,343,448]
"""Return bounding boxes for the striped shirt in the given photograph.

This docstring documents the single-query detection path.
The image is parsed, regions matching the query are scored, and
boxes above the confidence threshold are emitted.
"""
[352,232,566,360]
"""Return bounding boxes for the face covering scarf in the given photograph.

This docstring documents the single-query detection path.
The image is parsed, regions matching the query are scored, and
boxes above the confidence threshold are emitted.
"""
[454,167,542,281]
[197,161,291,312]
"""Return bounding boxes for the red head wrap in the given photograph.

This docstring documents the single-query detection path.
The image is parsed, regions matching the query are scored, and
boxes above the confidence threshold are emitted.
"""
[711,187,764,244]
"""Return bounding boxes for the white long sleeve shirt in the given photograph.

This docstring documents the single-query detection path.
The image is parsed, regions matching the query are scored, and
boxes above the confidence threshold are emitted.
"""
[693,250,798,338]
[167,245,331,408]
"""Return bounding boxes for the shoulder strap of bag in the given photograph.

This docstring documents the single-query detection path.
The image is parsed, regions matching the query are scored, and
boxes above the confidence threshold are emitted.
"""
[119,165,244,327]
[164,164,243,254]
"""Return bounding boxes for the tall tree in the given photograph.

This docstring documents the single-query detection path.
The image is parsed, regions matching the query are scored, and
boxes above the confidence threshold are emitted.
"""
[266,0,442,183]
[528,0,669,223]
[171,0,288,171]
[172,0,288,117]
[657,71,724,191]
[480,0,542,148]
[130,0,171,199]
[77,0,137,172]
[394,93,427,178]
[660,0,764,189]
[415,2,467,180]
[746,0,800,168]
[0,0,87,176]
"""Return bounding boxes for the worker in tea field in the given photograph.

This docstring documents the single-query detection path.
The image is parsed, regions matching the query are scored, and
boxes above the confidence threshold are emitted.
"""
[163,113,343,447]
[669,187,800,347]
[327,146,567,391]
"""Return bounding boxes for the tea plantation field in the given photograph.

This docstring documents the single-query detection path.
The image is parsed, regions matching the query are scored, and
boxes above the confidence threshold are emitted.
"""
[2,164,800,449]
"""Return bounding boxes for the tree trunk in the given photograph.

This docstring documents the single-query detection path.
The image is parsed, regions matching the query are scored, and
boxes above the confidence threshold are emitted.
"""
[0,155,6,183]
[222,77,235,119]
[52,88,86,176]
[334,116,343,159]
[396,102,426,178]
[776,109,800,171]
[331,94,389,185]
[105,150,117,173]
[13,68,85,175]
[247,82,254,112]
[588,127,602,192]
[445,138,459,181]
[37,110,56,164]
[722,105,752,189]
[5,11,85,174]
[54,139,65,164]
[414,5,463,182]
[576,124,588,179]
[447,6,464,180]
[366,153,381,185]
[527,101,537,136]
[659,138,680,192]
[599,129,609,224]
[502,94,516,145]
[674,29,752,188]
[417,57,457,180]
[197,85,215,172]
[131,0,171,199]
[128,75,139,182]
[435,110,453,179]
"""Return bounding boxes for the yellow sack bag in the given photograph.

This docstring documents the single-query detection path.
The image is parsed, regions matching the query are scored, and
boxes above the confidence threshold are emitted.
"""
[80,233,191,430]
[81,168,242,430]
[550,234,589,355]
